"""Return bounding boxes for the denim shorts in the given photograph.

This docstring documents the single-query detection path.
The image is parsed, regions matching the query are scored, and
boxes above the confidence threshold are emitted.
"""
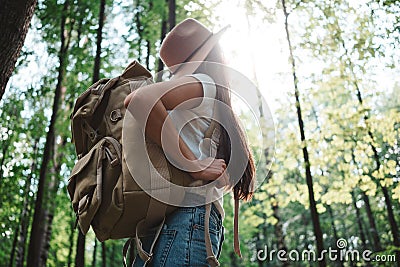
[133,204,224,267]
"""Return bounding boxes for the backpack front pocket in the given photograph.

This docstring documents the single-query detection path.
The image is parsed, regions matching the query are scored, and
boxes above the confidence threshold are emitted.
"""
[67,137,122,235]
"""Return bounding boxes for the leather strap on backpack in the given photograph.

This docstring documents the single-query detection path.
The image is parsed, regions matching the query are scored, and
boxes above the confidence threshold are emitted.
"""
[135,218,165,265]
[233,198,241,257]
[122,209,167,267]
[205,202,220,267]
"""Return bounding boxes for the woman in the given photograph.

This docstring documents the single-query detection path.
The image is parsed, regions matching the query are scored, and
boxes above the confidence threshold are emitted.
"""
[124,18,255,267]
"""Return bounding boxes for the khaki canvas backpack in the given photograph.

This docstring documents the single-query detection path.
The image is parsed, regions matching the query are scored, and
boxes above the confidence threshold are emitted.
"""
[67,60,192,256]
[67,60,231,266]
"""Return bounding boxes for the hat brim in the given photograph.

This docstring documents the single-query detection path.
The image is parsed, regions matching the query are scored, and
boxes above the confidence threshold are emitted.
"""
[170,25,230,77]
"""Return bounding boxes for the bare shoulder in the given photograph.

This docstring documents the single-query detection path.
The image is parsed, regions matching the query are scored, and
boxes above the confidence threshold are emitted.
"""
[157,75,204,110]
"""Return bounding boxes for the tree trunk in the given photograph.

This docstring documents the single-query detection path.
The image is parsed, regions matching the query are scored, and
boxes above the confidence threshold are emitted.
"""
[145,39,151,70]
[361,192,381,251]
[134,0,143,63]
[380,185,400,264]
[381,188,398,241]
[0,0,38,101]
[101,242,106,267]
[168,0,176,30]
[75,0,107,264]
[75,230,85,267]
[40,210,53,265]
[156,16,167,82]
[144,1,153,70]
[281,1,325,266]
[156,0,172,81]
[40,135,66,266]
[158,0,175,79]
[27,1,70,266]
[93,0,106,83]
[92,239,97,267]
[352,192,367,248]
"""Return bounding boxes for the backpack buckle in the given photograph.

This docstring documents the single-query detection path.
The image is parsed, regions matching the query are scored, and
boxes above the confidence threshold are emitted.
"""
[144,253,153,264]
[110,109,122,123]
[89,130,99,142]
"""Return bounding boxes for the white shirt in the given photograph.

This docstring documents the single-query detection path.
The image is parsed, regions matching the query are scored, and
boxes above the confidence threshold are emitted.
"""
[169,73,224,217]
[169,73,218,159]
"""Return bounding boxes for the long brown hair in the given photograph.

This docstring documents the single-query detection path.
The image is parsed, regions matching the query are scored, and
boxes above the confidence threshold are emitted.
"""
[195,45,256,201]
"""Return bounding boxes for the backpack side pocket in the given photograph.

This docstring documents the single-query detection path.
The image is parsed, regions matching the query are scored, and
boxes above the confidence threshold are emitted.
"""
[67,137,122,235]
[91,137,124,241]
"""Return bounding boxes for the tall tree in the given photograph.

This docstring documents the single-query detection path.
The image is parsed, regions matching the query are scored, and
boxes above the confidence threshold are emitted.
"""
[0,0,37,101]
[134,0,143,63]
[75,230,85,267]
[168,0,176,29]
[350,191,368,250]
[27,0,72,266]
[281,0,326,266]
[101,242,106,267]
[97,6,107,267]
[93,0,106,83]
[76,0,106,265]
[92,239,97,267]
[40,135,70,265]
[156,0,176,80]
[156,2,168,82]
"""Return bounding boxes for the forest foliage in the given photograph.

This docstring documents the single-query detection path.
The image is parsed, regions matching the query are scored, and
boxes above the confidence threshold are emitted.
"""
[0,0,399,266]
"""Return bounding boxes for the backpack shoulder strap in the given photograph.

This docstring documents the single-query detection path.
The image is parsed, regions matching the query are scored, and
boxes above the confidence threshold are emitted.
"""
[204,119,218,139]
[204,98,220,140]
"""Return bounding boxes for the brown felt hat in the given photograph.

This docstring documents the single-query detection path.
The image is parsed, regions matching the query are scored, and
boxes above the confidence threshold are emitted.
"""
[160,18,229,76]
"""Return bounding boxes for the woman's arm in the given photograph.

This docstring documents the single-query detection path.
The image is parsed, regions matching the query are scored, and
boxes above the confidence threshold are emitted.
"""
[124,76,225,181]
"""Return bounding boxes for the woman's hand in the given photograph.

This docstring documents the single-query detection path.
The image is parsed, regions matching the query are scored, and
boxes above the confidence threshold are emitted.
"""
[190,157,227,182]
